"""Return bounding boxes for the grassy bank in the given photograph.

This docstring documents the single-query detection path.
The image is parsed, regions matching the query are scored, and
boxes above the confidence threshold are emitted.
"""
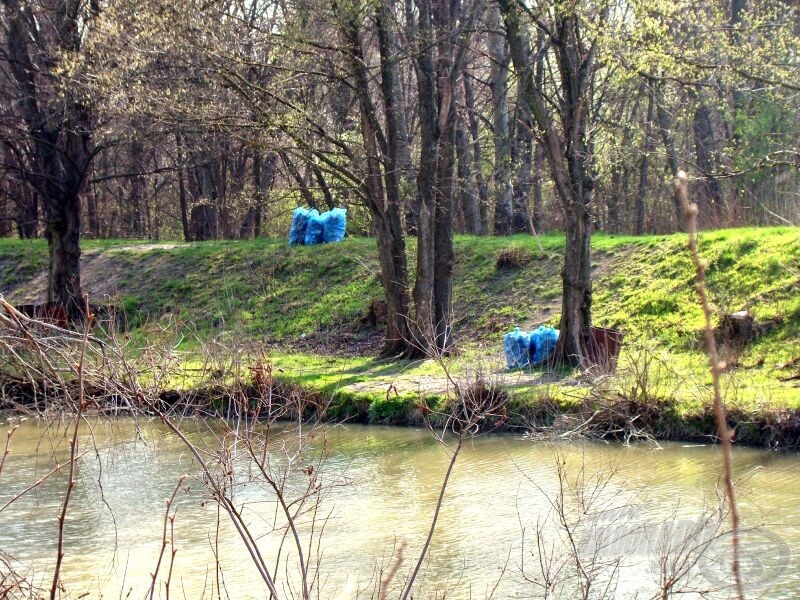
[2,228,800,446]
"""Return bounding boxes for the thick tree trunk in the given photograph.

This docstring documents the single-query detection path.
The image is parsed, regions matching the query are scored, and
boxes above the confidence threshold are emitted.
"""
[499,0,596,366]
[4,0,91,318]
[432,0,457,349]
[411,0,438,351]
[341,2,414,356]
[46,190,83,317]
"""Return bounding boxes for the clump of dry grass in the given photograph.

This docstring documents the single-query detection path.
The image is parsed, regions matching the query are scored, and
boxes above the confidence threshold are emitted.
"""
[496,246,535,270]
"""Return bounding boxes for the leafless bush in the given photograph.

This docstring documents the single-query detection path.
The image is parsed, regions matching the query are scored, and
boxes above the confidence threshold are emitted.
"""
[516,450,738,599]
[0,297,137,414]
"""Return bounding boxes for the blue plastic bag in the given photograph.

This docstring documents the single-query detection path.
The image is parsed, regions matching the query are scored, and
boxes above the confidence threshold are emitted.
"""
[322,207,347,243]
[529,326,559,364]
[303,209,325,245]
[288,207,311,245]
[504,327,531,369]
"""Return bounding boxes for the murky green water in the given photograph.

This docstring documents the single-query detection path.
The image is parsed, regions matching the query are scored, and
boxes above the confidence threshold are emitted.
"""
[0,418,797,599]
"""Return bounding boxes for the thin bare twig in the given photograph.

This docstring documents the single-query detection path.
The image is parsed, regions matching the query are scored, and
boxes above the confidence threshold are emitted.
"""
[0,425,18,479]
[50,297,94,600]
[674,171,744,600]
[400,435,463,600]
[148,475,187,600]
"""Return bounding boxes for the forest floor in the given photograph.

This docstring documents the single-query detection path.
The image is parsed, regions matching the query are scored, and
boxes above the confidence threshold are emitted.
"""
[2,228,800,446]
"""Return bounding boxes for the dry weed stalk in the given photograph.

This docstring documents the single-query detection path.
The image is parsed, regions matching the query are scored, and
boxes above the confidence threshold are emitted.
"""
[674,171,744,599]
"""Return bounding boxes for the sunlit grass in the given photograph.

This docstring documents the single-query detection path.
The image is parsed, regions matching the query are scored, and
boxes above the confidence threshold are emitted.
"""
[1,227,799,424]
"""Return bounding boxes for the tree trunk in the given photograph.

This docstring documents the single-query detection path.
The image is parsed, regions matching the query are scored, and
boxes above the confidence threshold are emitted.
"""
[653,82,683,228]
[282,152,318,209]
[512,95,534,233]
[3,0,92,320]
[635,85,655,235]
[12,179,39,239]
[127,135,146,237]
[432,0,457,350]
[176,134,191,241]
[411,0,439,351]
[531,141,544,233]
[464,75,489,234]
[252,152,277,238]
[46,189,83,317]
[692,92,725,224]
[489,5,514,236]
[454,105,481,234]
[341,1,414,356]
[511,36,535,234]
[311,163,336,210]
[499,0,596,366]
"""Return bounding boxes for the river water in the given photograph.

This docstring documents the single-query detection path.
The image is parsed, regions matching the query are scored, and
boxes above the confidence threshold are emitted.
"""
[0,418,797,599]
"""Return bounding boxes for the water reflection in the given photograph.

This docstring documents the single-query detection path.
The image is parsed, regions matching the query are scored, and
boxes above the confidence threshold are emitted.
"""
[0,418,797,599]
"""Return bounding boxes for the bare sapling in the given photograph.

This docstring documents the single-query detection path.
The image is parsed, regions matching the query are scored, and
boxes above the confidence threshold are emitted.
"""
[50,296,94,600]
[399,321,510,600]
[674,171,744,599]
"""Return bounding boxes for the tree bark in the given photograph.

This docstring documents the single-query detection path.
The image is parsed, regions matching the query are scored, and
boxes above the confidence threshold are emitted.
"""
[635,85,655,235]
[489,5,514,236]
[454,104,481,234]
[3,0,93,319]
[176,134,192,241]
[340,1,414,356]
[499,0,597,366]
[463,75,489,234]
[531,141,544,233]
[653,82,683,228]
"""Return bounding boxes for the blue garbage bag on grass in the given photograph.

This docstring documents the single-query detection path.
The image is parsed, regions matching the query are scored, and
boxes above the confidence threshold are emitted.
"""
[504,327,531,369]
[529,326,559,364]
[288,207,311,246]
[322,207,347,243]
[303,209,325,245]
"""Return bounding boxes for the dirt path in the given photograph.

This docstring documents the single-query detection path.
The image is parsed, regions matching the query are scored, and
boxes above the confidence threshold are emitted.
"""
[4,242,186,304]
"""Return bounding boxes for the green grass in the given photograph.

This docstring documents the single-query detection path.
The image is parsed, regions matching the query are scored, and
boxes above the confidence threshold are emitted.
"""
[1,227,800,423]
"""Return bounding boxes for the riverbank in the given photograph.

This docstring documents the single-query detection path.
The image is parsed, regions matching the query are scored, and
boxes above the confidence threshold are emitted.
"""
[1,227,799,447]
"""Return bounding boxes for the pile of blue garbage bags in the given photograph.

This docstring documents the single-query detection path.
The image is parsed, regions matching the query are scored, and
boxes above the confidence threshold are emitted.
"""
[504,326,559,369]
[288,207,347,245]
